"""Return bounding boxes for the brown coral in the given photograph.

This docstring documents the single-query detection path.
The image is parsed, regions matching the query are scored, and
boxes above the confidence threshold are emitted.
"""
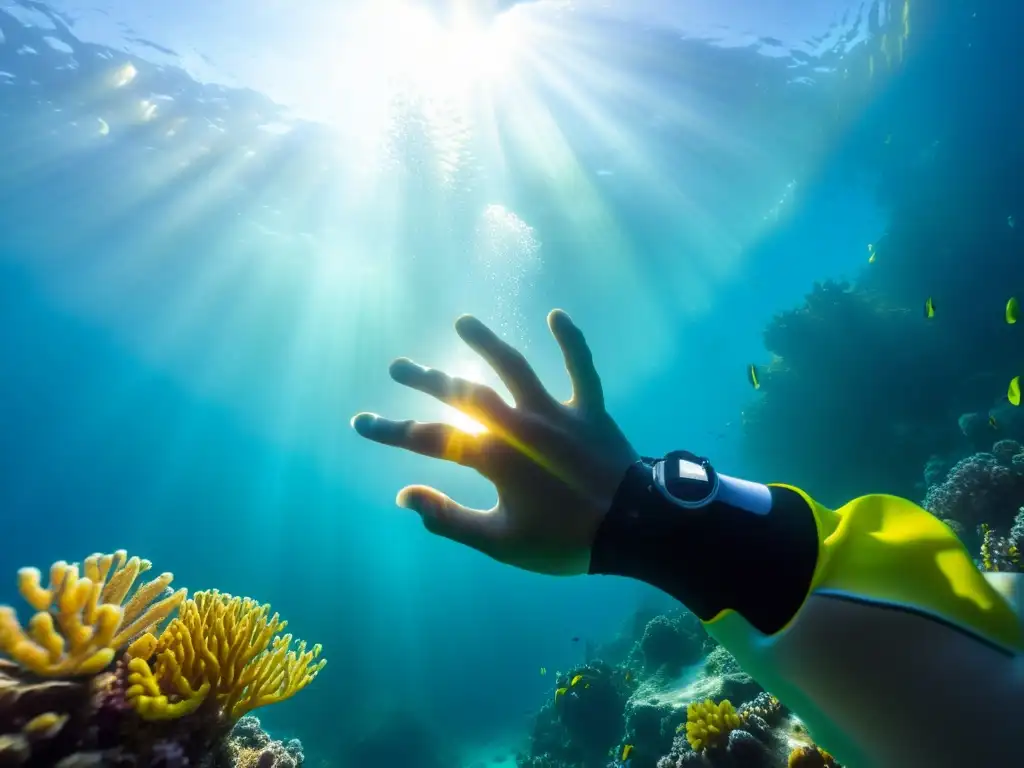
[788,744,837,767]
[0,658,91,766]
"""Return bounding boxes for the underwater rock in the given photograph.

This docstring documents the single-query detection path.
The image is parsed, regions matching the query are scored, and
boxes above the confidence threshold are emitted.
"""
[681,673,762,714]
[700,647,741,680]
[620,700,679,768]
[0,658,92,768]
[743,280,946,504]
[521,661,634,768]
[923,455,951,489]
[957,412,992,450]
[556,662,630,766]
[634,614,705,677]
[725,729,771,768]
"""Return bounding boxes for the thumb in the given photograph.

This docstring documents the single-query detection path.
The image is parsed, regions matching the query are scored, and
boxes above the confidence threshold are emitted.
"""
[396,485,501,553]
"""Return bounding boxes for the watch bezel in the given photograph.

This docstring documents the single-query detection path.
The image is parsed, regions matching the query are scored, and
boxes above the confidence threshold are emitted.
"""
[651,450,720,509]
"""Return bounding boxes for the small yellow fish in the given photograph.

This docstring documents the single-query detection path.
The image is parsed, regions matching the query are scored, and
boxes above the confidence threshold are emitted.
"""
[571,674,583,687]
[747,363,760,390]
[554,687,568,700]
[584,683,590,689]
[540,667,546,676]
[1010,376,1021,407]
[868,243,877,263]
[624,671,631,682]
[1007,297,1020,324]
[622,745,634,761]
[990,415,999,429]
[924,297,935,319]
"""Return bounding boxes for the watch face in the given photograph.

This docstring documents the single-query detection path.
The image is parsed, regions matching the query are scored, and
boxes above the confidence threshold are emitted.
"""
[659,455,715,505]
[675,458,708,483]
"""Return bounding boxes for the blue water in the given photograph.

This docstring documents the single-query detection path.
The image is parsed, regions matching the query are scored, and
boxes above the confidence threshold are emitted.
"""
[0,0,997,764]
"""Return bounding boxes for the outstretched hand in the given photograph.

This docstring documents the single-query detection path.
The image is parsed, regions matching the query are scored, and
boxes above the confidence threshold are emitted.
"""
[351,310,638,575]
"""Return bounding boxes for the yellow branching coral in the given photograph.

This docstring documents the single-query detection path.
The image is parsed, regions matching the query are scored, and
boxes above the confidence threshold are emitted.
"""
[126,589,326,722]
[681,698,743,752]
[0,551,186,677]
[981,523,995,571]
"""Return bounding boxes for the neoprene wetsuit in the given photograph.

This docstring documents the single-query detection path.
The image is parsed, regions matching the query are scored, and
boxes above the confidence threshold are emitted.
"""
[590,466,1024,766]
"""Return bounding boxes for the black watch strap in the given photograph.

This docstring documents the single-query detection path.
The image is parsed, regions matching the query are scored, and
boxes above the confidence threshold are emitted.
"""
[589,458,820,635]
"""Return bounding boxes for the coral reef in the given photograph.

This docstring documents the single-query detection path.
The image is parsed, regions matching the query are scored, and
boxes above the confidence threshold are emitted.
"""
[700,646,740,680]
[229,715,305,768]
[520,661,635,768]
[741,280,950,504]
[653,693,832,768]
[677,650,762,713]
[0,551,324,767]
[619,700,681,768]
[0,551,185,677]
[655,693,798,768]
[977,507,1024,572]
[681,699,743,752]
[923,440,1024,545]
[517,615,832,768]
[632,613,705,678]
[125,590,324,721]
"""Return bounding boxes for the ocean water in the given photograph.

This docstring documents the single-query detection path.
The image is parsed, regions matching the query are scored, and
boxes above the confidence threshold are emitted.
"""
[0,0,1014,766]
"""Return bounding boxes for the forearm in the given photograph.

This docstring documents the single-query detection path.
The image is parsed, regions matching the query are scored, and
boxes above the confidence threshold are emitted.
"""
[588,463,820,635]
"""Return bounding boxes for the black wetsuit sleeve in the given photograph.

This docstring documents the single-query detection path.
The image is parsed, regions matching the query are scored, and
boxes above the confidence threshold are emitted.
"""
[588,462,820,635]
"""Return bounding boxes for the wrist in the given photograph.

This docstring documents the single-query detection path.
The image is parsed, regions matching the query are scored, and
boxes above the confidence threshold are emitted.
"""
[588,455,819,635]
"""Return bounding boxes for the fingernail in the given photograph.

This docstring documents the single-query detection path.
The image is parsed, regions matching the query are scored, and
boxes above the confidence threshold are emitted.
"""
[351,413,378,434]
[389,358,423,380]
[455,315,485,337]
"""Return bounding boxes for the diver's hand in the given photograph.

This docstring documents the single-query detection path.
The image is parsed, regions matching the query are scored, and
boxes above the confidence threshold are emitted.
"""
[351,310,638,575]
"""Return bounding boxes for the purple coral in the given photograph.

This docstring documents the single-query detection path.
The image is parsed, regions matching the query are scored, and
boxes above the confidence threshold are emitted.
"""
[152,739,190,767]
[924,445,1024,530]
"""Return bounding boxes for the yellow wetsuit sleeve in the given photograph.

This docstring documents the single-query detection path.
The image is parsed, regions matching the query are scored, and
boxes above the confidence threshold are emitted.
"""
[775,485,1024,653]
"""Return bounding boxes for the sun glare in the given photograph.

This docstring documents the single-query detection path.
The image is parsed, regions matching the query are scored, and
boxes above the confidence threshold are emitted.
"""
[375,2,523,94]
[440,360,490,435]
